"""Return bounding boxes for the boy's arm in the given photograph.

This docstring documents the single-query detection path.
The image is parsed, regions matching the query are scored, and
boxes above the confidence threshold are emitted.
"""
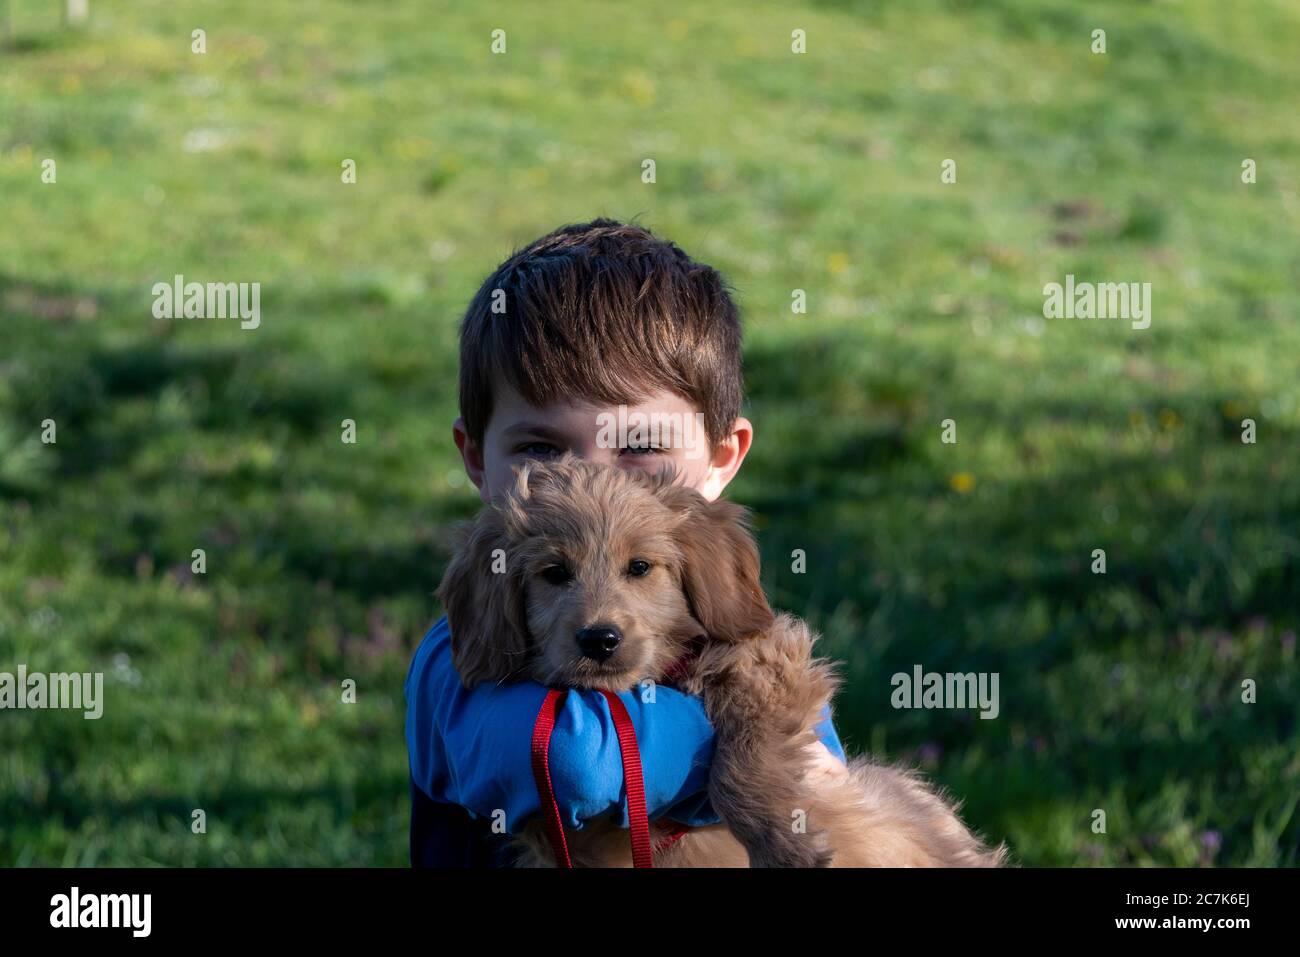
[405,618,722,831]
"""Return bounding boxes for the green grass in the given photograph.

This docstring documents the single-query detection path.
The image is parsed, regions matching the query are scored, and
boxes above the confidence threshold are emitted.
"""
[2,0,1298,866]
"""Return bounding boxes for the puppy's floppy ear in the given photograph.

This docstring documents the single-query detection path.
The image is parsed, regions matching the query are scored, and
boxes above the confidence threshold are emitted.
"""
[436,503,529,688]
[657,485,774,642]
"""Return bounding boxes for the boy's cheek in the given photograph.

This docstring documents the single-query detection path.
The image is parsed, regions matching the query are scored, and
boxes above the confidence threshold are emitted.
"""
[477,457,516,501]
[657,452,711,493]
[490,461,534,499]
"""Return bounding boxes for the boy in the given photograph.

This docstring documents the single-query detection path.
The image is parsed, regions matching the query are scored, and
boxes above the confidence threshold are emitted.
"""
[405,219,847,866]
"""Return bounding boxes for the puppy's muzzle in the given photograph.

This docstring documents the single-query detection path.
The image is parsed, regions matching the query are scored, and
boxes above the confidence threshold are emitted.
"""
[575,625,622,663]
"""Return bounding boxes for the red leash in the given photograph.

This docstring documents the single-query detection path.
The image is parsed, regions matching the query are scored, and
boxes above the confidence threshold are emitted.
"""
[530,689,574,867]
[532,688,682,868]
[599,690,655,868]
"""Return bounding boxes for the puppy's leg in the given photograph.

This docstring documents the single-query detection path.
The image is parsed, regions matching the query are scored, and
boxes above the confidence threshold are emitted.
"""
[695,615,840,868]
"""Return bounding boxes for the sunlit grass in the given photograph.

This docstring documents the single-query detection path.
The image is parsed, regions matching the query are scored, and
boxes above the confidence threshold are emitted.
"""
[1,0,1298,866]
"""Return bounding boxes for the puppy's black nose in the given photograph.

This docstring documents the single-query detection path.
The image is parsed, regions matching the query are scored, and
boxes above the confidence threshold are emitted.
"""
[576,626,622,662]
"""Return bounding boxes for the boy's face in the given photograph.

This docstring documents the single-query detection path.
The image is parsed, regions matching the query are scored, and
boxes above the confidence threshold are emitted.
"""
[454,384,752,504]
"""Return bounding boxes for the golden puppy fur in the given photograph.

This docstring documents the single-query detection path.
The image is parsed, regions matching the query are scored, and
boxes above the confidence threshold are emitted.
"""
[438,456,1006,868]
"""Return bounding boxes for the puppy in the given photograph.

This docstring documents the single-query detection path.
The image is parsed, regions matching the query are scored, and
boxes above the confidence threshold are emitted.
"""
[438,456,1006,867]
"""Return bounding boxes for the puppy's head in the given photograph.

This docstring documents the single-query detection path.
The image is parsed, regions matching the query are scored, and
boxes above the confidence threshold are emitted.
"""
[437,455,773,690]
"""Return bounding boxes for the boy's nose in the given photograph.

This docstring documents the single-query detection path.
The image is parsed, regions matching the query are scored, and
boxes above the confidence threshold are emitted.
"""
[576,626,622,662]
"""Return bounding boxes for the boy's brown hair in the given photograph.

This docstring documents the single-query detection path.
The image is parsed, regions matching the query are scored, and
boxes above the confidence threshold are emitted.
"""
[458,219,745,450]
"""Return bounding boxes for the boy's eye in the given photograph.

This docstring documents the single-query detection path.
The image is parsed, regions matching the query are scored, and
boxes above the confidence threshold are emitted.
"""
[627,559,651,577]
[541,564,573,586]
[517,442,562,458]
[620,446,663,457]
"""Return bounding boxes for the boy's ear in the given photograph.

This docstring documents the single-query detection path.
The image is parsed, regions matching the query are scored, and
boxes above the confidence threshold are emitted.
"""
[656,485,774,642]
[452,417,488,502]
[436,504,529,688]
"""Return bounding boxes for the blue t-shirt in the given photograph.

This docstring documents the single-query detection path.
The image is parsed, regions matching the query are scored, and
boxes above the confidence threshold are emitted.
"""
[404,616,846,864]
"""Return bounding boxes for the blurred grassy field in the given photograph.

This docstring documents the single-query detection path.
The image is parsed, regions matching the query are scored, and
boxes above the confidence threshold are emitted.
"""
[2,0,1298,866]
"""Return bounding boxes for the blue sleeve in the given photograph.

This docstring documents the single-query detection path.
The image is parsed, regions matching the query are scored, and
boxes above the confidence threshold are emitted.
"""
[404,618,722,831]
[814,706,847,763]
[404,617,849,833]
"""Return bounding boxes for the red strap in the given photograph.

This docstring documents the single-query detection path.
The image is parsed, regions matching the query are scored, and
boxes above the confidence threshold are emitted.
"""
[654,822,691,853]
[599,689,655,868]
[530,689,573,868]
[529,688,656,868]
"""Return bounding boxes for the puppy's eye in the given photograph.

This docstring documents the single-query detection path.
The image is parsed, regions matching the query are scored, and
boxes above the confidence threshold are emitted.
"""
[541,564,573,586]
[627,559,652,577]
